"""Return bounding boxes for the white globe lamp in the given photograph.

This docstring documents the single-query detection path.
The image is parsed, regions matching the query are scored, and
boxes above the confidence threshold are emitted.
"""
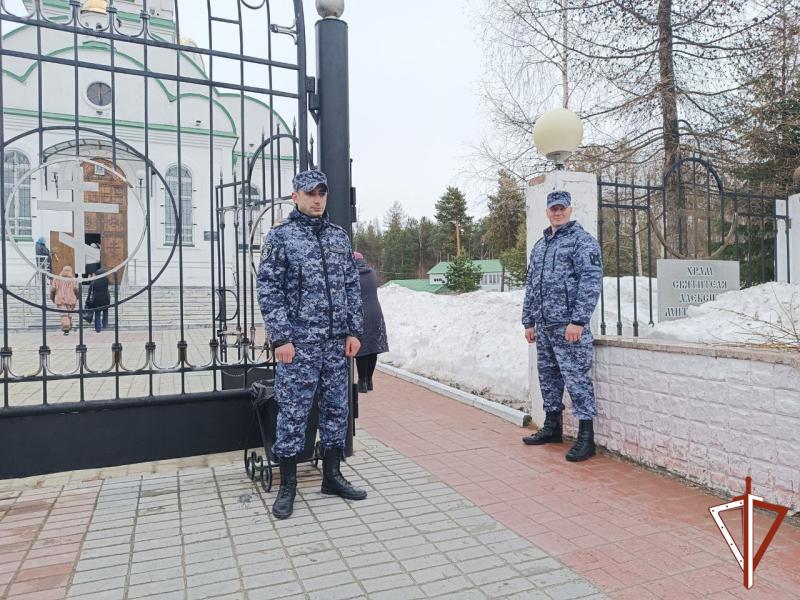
[533,107,583,168]
[316,0,344,19]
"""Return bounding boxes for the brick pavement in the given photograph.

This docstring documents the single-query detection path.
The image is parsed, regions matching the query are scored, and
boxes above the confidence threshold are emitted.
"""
[360,372,800,599]
[0,370,798,599]
[0,432,605,600]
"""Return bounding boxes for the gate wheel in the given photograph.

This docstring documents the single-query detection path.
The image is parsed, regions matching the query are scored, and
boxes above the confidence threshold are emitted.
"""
[260,460,273,493]
[245,450,259,480]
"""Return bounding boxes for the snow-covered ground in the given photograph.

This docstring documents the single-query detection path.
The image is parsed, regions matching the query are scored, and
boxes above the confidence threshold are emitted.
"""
[378,286,530,411]
[647,282,800,346]
[378,280,800,409]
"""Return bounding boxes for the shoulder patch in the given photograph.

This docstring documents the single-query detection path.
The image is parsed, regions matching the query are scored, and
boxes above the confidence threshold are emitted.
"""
[590,252,601,267]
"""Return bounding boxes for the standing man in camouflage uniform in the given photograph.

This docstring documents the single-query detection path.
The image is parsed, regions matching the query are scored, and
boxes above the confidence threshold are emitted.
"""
[257,169,367,519]
[521,191,603,462]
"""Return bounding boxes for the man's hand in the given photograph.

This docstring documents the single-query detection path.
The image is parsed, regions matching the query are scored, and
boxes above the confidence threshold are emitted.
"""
[565,324,584,343]
[345,336,361,358]
[524,327,536,344]
[275,343,295,364]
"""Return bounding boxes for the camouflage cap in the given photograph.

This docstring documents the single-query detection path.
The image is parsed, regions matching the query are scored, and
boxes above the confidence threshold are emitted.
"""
[292,169,328,193]
[546,190,572,209]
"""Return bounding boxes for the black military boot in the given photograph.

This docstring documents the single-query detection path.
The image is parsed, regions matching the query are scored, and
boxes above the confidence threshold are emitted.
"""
[272,457,297,519]
[321,448,367,500]
[565,420,596,462]
[522,411,563,445]
[358,378,368,393]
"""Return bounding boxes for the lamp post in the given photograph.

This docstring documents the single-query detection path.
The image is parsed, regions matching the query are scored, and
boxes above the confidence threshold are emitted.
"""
[315,0,352,235]
[532,107,583,169]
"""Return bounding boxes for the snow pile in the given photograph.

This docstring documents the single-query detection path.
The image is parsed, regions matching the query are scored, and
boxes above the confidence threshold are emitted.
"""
[648,282,800,346]
[377,280,800,410]
[600,277,658,337]
[378,285,530,411]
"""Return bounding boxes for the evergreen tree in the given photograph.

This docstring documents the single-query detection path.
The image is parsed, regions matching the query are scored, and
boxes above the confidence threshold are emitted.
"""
[499,222,529,288]
[468,217,489,259]
[445,255,482,293]
[434,186,473,260]
[483,170,526,256]
[407,216,439,278]
[734,4,800,190]
[353,218,383,279]
[380,203,416,280]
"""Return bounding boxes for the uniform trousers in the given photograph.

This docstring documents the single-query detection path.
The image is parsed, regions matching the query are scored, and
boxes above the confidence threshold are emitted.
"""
[272,339,349,458]
[536,324,596,420]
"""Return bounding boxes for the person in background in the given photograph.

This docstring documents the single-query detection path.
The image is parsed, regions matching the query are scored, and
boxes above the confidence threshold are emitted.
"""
[353,251,388,393]
[35,237,51,272]
[51,265,78,335]
[88,268,111,333]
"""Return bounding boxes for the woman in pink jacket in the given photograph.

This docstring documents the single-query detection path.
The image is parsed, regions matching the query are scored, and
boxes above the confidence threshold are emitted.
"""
[51,265,78,335]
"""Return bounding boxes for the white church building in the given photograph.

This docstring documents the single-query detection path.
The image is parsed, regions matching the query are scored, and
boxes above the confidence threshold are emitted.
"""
[1,0,296,292]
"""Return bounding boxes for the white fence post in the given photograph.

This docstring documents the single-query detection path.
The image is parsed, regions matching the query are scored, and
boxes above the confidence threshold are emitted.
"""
[525,171,598,427]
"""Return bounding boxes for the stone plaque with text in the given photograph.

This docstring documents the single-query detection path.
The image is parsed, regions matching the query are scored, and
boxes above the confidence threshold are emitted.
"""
[657,259,740,321]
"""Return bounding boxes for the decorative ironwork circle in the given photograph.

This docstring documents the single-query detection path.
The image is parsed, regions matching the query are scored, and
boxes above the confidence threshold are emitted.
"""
[0,126,180,312]
[4,157,147,284]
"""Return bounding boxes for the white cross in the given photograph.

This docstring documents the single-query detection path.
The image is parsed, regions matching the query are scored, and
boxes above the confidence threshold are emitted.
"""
[38,163,119,273]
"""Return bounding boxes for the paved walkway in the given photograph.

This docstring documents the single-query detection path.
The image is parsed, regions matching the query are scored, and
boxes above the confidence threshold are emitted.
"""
[0,371,798,599]
[361,372,800,599]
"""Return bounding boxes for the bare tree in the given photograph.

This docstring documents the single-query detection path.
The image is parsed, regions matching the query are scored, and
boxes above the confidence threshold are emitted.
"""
[476,0,786,179]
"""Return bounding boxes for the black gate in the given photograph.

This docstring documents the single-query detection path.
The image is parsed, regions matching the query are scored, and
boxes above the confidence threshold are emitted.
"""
[597,157,790,336]
[0,0,344,478]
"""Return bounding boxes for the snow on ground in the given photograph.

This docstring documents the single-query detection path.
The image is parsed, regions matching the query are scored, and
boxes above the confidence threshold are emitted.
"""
[600,277,659,337]
[378,285,530,411]
[378,280,800,409]
[647,282,800,346]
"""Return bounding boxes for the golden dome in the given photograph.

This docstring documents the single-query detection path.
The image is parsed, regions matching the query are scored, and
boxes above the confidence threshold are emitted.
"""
[179,37,197,47]
[81,0,108,14]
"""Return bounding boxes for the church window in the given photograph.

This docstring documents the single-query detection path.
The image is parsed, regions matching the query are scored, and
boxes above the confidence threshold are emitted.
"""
[165,165,193,245]
[4,151,32,238]
[87,82,112,108]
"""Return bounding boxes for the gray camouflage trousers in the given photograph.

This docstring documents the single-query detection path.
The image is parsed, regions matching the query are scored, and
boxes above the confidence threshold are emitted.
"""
[273,339,349,458]
[536,325,597,420]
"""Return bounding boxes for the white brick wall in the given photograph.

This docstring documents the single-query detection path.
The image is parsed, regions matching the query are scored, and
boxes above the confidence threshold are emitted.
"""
[566,338,800,513]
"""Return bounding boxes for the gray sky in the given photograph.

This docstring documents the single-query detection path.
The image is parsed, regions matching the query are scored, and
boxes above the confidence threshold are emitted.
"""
[6,0,490,225]
[340,1,488,224]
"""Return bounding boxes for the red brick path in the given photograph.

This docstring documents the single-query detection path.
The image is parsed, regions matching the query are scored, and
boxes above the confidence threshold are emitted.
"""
[360,371,800,599]
[0,484,98,599]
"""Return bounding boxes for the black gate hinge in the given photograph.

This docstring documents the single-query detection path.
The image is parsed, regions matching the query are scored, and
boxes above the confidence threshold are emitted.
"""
[307,76,320,124]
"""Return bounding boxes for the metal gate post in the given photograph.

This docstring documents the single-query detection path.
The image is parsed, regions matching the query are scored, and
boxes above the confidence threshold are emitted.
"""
[315,8,352,235]
[315,3,356,456]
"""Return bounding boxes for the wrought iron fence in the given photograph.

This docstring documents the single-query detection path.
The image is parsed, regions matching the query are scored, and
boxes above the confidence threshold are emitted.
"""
[0,0,309,408]
[597,157,790,336]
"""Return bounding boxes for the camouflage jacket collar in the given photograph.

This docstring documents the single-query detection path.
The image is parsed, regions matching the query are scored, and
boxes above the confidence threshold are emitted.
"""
[289,207,330,230]
[543,220,579,240]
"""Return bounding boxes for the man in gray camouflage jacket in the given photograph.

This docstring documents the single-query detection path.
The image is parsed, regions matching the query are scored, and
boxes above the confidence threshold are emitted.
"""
[521,191,603,462]
[257,169,366,519]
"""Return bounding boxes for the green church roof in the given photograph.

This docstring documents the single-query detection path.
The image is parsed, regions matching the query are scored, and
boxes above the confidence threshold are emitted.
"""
[427,259,504,275]
[381,279,448,294]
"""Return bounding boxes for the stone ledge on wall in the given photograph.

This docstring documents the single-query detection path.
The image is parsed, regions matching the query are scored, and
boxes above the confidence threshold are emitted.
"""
[594,335,800,370]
